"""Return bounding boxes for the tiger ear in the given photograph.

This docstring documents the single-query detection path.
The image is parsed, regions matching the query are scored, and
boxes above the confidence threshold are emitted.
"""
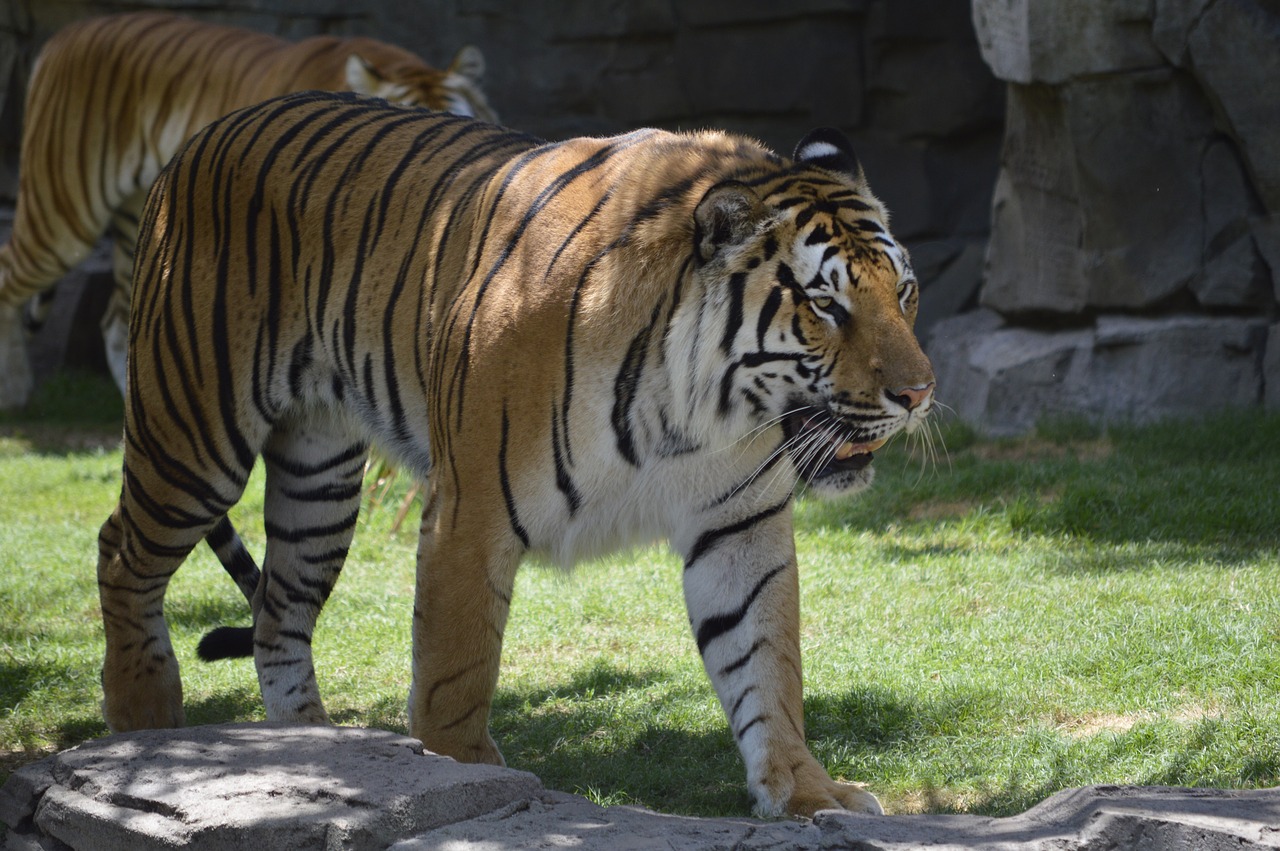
[448,45,486,84]
[345,54,386,94]
[794,127,865,185]
[693,181,764,264]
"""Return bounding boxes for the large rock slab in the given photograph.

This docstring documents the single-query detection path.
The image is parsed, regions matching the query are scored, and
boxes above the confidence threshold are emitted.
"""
[1266,321,1280,411]
[2,724,1278,850]
[981,71,1266,316]
[0,724,543,851]
[1182,0,1280,212]
[972,0,1163,84]
[816,785,1280,850]
[927,309,1268,435]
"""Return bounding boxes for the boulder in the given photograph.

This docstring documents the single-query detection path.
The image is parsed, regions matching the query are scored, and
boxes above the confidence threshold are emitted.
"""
[0,724,543,851]
[1266,322,1280,411]
[927,310,1268,435]
[915,238,986,335]
[980,70,1259,316]
[1184,0,1280,212]
[971,0,1163,84]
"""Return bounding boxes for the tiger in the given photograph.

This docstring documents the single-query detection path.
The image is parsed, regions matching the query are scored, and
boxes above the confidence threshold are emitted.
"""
[0,11,495,408]
[96,90,936,818]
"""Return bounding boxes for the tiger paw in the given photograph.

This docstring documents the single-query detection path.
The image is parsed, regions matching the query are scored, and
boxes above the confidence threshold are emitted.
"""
[101,661,185,732]
[753,756,883,818]
[416,725,506,766]
[787,777,883,818]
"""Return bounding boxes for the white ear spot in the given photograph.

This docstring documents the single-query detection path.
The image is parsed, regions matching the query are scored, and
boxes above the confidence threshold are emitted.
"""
[796,140,842,162]
[344,54,382,94]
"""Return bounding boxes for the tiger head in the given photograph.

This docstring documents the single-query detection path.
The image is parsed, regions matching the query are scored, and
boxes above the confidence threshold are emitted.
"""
[688,128,935,497]
[344,44,498,122]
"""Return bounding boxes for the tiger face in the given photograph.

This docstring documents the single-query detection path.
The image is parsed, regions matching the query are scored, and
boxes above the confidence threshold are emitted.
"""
[689,129,935,496]
[344,44,497,122]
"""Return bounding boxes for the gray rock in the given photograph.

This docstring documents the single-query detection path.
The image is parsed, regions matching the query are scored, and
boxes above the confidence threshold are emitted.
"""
[815,785,1280,850]
[391,792,820,851]
[3,725,1278,851]
[982,71,1237,315]
[1152,0,1214,66]
[927,310,1268,435]
[926,308,1085,435]
[1257,214,1280,302]
[971,0,1163,85]
[1190,139,1270,309]
[1266,322,1280,411]
[1185,0,1280,212]
[0,724,543,851]
[915,238,985,335]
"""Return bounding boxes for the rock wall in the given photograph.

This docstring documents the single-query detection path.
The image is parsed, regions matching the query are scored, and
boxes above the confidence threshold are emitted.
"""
[0,0,1002,389]
[931,0,1280,434]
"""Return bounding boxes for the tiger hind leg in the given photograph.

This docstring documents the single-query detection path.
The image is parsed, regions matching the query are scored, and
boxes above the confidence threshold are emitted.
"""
[99,468,249,731]
[253,412,368,724]
[101,197,143,395]
[0,300,32,410]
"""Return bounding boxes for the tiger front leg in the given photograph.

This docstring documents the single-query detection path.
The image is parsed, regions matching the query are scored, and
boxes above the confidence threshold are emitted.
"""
[681,503,883,818]
[408,490,520,765]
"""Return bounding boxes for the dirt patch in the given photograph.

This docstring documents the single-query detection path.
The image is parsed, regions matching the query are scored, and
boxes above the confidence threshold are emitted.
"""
[0,425,121,454]
[1052,704,1221,739]
[0,746,57,780]
[890,787,989,815]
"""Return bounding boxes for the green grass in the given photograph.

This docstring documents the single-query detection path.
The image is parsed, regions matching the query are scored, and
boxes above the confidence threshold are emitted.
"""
[1,371,1278,817]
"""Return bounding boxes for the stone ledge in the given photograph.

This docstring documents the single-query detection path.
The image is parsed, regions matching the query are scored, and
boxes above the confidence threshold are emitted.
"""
[926,309,1270,435]
[2,724,1277,850]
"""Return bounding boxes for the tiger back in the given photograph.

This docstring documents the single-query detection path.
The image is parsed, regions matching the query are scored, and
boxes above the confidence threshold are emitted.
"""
[0,11,494,407]
[99,91,935,818]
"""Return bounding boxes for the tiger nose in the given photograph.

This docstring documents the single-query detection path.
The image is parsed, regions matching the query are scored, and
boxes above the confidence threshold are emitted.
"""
[886,382,935,411]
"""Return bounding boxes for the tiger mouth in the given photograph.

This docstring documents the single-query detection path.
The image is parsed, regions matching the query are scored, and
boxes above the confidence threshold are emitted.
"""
[782,408,887,481]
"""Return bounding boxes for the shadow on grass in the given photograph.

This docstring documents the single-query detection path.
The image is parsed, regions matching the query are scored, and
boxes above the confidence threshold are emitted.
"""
[0,372,123,458]
[970,717,1280,818]
[796,412,1280,568]
[0,660,59,711]
[484,660,742,814]
[165,594,252,632]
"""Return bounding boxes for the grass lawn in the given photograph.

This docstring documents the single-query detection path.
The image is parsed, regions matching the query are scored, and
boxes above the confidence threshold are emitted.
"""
[1,372,1277,817]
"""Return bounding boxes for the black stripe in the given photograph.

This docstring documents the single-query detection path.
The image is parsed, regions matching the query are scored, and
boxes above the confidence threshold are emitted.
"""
[695,563,787,654]
[263,507,361,544]
[684,498,790,569]
[718,350,810,416]
[205,516,234,548]
[716,637,762,675]
[612,300,663,467]
[279,480,364,503]
[704,441,788,508]
[262,443,367,478]
[447,138,632,432]
[720,272,747,355]
[755,286,782,348]
[300,546,351,565]
[736,714,768,740]
[499,407,530,548]
[550,402,581,515]
[729,685,756,724]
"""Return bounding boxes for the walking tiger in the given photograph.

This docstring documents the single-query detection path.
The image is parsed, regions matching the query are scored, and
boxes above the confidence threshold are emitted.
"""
[97,91,935,817]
